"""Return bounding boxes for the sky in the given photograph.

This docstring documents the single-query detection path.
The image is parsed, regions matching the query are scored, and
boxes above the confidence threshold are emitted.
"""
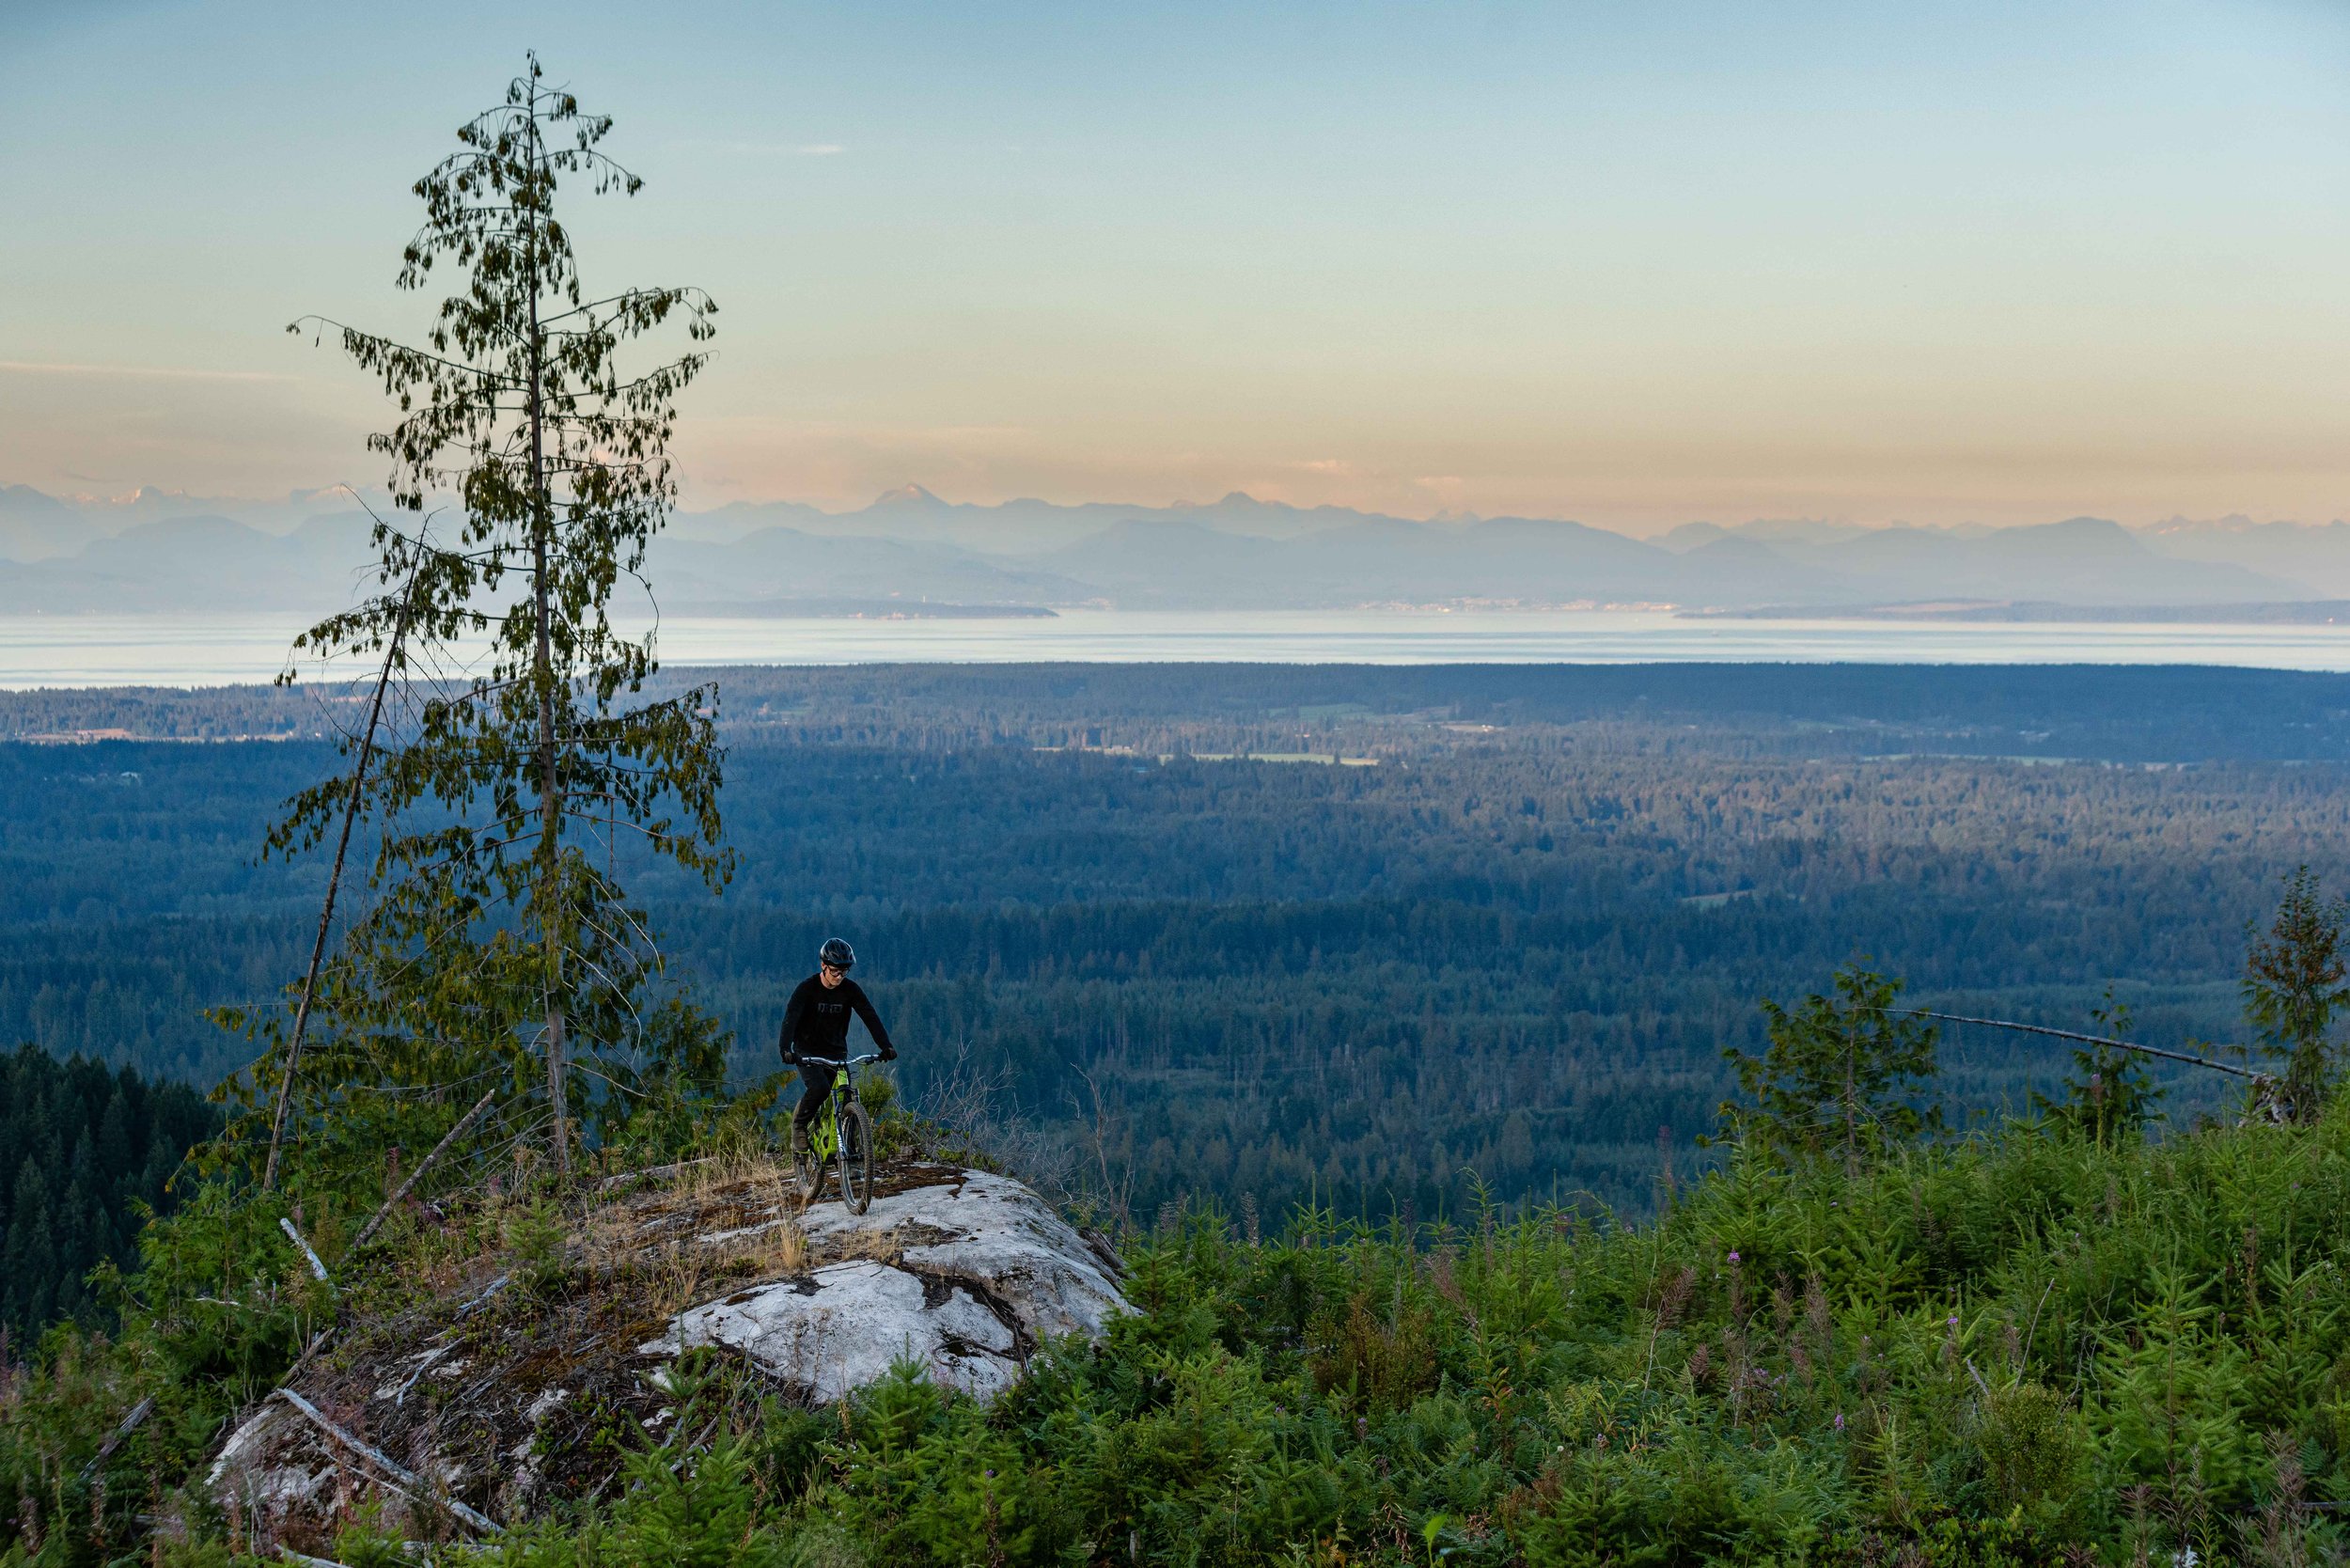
[3,0,2349,531]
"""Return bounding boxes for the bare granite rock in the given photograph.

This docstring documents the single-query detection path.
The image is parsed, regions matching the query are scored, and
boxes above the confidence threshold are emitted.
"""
[643,1168,1127,1401]
[654,1260,1021,1402]
[207,1161,1127,1550]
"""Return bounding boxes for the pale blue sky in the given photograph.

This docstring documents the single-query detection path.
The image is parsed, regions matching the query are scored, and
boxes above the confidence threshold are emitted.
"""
[4,0,2348,527]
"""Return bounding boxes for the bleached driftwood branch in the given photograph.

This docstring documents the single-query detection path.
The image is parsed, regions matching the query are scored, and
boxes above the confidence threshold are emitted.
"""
[274,1387,501,1536]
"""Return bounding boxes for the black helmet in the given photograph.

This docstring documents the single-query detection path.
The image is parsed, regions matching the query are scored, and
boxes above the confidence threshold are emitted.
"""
[818,937,856,972]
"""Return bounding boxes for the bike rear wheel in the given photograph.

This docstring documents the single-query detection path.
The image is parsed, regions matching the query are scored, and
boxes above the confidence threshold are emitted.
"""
[838,1102,875,1215]
[795,1135,824,1203]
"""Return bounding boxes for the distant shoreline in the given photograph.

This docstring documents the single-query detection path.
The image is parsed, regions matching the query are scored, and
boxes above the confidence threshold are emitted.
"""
[1684,600,2350,626]
[12,606,2350,689]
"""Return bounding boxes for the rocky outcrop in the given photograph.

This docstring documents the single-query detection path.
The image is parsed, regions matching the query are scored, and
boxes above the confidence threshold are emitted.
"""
[208,1161,1127,1551]
[645,1168,1126,1402]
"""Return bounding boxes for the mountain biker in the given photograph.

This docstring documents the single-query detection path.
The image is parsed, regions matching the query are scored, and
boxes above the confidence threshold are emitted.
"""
[779,937,897,1166]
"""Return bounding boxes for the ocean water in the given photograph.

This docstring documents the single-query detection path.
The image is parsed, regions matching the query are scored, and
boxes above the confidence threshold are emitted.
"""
[5,608,2350,689]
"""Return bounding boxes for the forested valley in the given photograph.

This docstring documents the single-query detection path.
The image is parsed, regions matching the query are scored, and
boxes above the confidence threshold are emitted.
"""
[0,1044,217,1341]
[6,661,2345,1227]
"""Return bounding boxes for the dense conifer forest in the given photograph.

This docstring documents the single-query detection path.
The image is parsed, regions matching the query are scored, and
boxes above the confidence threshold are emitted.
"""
[0,1044,217,1341]
[5,664,2347,1222]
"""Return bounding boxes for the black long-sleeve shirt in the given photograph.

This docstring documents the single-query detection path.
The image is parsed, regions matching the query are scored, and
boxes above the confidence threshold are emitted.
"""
[777,975,894,1064]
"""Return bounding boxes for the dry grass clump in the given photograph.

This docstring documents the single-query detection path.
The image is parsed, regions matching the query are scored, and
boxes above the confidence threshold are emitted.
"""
[355,1141,838,1325]
[572,1149,810,1311]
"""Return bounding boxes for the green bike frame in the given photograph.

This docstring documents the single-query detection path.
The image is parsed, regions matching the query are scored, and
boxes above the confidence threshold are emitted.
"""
[794,1051,880,1213]
[809,1089,845,1163]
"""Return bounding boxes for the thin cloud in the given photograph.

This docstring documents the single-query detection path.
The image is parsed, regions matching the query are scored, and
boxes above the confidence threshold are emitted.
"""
[0,360,295,384]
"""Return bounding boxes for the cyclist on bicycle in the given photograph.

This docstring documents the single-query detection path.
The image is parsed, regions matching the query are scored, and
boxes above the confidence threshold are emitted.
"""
[779,937,897,1166]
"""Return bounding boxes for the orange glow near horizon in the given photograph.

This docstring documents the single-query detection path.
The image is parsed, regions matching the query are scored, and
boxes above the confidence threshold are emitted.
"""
[6,2,2350,531]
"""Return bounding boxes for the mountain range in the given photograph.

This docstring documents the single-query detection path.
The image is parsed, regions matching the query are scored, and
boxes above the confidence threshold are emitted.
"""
[4,480,2344,616]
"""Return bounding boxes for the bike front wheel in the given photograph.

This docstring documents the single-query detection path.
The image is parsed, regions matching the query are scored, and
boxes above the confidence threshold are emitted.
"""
[837,1102,875,1215]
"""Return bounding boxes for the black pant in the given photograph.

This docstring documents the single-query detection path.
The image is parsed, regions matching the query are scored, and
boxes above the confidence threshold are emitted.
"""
[790,1059,839,1150]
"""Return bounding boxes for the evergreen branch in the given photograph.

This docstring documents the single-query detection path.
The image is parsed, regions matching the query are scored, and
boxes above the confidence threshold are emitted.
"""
[288,317,522,387]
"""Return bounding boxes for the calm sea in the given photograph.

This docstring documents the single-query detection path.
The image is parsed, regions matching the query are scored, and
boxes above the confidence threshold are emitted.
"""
[6,608,2350,689]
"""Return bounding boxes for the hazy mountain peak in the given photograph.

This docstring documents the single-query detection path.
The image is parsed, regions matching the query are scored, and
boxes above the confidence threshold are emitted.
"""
[1659,522,1730,553]
[0,483,92,563]
[1994,516,2138,556]
[100,485,213,519]
[871,483,945,509]
[112,512,268,545]
[0,483,72,516]
[1726,518,1876,546]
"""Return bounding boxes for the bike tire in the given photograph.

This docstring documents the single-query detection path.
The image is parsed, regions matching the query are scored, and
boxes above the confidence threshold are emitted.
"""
[795,1137,824,1204]
[838,1102,875,1215]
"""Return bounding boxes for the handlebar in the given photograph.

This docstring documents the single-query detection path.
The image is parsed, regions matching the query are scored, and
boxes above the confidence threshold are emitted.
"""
[787,1052,884,1069]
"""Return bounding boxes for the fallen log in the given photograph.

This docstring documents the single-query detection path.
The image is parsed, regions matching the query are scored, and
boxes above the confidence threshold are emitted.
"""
[274,1387,500,1537]
[75,1395,154,1482]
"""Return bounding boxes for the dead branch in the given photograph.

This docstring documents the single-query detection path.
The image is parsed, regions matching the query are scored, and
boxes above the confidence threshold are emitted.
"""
[351,1088,499,1252]
[280,1217,330,1283]
[274,1387,502,1536]
[1888,1009,2260,1079]
[74,1395,153,1482]
[266,531,428,1190]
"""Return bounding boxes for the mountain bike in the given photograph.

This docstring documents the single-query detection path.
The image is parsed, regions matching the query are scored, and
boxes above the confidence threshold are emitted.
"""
[790,1051,881,1214]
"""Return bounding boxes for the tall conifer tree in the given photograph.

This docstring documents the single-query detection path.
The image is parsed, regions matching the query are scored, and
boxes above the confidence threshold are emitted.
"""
[237,56,731,1190]
[2242,866,2349,1121]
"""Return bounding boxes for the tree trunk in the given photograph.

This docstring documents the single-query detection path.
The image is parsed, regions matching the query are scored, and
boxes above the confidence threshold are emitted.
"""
[526,110,569,1183]
[263,573,415,1191]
